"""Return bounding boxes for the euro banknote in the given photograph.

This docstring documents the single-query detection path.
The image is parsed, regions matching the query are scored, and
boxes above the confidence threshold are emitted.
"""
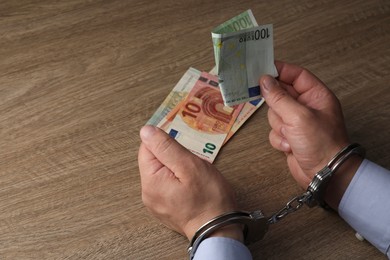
[147,67,265,160]
[212,9,258,73]
[147,67,200,127]
[146,10,274,162]
[212,11,278,106]
[164,72,243,162]
[208,68,265,145]
[209,10,265,143]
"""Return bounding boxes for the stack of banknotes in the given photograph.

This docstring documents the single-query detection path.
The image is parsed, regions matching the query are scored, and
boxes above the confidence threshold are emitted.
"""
[147,10,277,163]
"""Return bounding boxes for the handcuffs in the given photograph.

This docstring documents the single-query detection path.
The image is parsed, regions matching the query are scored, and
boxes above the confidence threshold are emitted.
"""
[188,143,365,259]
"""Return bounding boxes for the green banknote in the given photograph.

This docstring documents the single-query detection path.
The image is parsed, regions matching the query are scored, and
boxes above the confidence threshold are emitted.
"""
[212,10,278,106]
[209,10,265,141]
[212,9,258,73]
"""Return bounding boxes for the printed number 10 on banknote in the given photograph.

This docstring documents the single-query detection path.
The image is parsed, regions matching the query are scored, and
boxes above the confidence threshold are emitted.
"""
[166,72,243,163]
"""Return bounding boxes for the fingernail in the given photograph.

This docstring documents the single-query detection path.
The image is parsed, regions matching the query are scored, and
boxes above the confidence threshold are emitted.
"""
[281,139,291,151]
[140,125,157,141]
[260,76,277,97]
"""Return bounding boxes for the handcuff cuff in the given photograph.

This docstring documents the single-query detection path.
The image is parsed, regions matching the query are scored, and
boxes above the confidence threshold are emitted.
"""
[188,143,365,259]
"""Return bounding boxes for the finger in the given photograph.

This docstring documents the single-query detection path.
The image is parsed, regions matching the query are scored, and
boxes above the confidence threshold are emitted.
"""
[138,142,163,179]
[269,129,291,152]
[278,80,299,99]
[260,75,307,125]
[138,142,175,191]
[138,142,180,209]
[140,125,200,179]
[276,61,338,112]
[275,61,327,95]
[267,108,284,136]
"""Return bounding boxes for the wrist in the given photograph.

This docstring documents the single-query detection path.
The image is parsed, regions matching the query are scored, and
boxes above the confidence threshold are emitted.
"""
[187,211,268,259]
[184,211,237,241]
[185,218,244,243]
[208,223,244,243]
[324,154,363,210]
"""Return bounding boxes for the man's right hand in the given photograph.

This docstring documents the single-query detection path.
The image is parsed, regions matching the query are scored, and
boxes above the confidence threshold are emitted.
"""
[259,61,362,209]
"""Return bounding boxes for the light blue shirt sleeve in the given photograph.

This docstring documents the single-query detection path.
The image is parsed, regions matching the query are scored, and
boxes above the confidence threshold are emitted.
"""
[339,159,390,258]
[193,237,252,260]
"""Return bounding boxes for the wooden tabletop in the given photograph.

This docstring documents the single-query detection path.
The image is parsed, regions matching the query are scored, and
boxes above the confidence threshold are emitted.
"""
[1,1,389,259]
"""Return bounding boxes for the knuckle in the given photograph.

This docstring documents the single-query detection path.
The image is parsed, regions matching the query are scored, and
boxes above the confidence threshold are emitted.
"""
[300,67,318,83]
[300,68,311,78]
[313,87,332,102]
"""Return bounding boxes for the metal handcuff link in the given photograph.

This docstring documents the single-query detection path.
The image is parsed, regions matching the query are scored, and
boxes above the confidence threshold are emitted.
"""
[188,143,365,259]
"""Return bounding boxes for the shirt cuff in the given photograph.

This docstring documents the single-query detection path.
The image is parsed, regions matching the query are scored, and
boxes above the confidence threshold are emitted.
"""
[193,237,252,260]
[339,159,390,256]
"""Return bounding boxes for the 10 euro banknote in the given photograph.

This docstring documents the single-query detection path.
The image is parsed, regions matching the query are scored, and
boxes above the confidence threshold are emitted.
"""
[147,67,264,163]
[149,68,244,163]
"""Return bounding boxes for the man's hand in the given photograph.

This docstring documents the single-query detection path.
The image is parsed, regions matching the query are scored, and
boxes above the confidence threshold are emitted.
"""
[260,61,362,209]
[138,125,242,241]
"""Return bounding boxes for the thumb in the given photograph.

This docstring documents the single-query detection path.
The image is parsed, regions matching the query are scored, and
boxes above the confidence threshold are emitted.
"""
[139,125,198,176]
[260,75,305,124]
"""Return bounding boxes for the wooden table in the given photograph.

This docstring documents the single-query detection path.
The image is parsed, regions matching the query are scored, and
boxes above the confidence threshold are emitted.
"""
[1,1,389,259]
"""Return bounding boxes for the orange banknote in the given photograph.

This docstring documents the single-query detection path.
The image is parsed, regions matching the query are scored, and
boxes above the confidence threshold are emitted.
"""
[164,72,243,162]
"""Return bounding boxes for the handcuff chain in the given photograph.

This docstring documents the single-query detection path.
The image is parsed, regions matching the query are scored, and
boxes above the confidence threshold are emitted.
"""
[267,191,312,224]
[267,143,364,224]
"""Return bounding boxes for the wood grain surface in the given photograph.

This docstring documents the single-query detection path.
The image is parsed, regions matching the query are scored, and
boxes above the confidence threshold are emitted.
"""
[0,0,389,259]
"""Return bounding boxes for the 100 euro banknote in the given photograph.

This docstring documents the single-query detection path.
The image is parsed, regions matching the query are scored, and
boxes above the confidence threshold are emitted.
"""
[212,9,258,73]
[209,10,265,143]
[164,72,243,162]
[212,11,278,106]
